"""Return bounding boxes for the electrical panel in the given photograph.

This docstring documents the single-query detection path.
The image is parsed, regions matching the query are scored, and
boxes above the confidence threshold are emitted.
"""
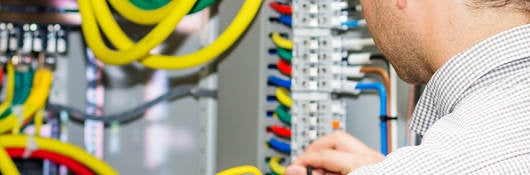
[0,1,414,175]
[218,0,411,174]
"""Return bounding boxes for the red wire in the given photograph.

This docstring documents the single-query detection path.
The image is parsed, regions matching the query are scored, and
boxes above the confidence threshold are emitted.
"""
[269,2,292,15]
[277,59,292,76]
[6,148,96,175]
[270,125,291,138]
[0,68,4,87]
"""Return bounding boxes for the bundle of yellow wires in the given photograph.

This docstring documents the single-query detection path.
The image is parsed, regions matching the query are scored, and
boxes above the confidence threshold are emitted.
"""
[0,67,53,134]
[79,0,262,69]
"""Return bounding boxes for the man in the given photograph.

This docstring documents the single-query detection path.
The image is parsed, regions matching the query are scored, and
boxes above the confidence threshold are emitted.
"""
[286,0,530,174]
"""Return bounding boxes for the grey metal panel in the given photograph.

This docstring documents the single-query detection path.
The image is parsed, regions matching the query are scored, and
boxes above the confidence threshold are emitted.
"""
[216,0,266,171]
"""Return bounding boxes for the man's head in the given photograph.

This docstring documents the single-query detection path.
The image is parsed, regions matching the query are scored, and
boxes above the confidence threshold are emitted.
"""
[360,0,530,84]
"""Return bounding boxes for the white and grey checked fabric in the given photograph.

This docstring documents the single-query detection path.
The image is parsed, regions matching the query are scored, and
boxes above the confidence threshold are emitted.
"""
[350,24,530,174]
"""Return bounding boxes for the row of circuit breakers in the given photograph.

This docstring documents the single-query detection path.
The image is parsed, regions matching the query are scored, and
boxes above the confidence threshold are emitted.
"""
[263,0,380,174]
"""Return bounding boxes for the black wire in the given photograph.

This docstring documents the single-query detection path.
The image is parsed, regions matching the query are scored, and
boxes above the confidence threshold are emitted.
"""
[46,85,217,124]
[306,166,312,175]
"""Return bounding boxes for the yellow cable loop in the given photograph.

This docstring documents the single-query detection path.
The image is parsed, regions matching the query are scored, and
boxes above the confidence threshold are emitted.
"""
[0,64,15,119]
[79,0,196,64]
[271,33,293,50]
[216,165,262,175]
[0,69,53,133]
[107,0,176,25]
[275,88,292,108]
[0,135,118,175]
[0,144,20,175]
[269,156,286,175]
[80,0,263,69]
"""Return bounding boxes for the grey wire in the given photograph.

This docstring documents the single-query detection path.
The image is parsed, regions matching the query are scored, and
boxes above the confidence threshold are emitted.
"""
[46,85,217,124]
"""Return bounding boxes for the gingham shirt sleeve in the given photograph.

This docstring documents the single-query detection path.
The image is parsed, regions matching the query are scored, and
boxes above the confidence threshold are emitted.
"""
[351,76,530,174]
[350,24,530,174]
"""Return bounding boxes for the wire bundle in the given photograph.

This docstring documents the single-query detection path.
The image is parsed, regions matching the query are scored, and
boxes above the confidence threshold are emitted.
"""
[79,0,262,69]
[265,4,294,175]
[0,63,53,134]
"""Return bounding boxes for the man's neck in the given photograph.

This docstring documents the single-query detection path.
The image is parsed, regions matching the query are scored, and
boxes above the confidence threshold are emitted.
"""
[427,8,529,72]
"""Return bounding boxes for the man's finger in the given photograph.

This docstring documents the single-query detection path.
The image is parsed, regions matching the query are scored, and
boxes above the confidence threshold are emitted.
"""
[285,165,341,175]
[291,149,360,175]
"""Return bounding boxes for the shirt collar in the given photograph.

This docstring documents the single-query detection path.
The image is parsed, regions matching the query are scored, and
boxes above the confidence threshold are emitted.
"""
[411,24,530,135]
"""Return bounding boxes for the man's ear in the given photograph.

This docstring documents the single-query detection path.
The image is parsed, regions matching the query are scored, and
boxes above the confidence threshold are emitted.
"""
[397,0,407,9]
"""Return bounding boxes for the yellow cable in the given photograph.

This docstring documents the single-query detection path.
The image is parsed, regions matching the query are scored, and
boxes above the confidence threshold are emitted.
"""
[34,109,43,136]
[0,144,20,175]
[216,165,262,175]
[0,64,15,119]
[0,69,53,133]
[79,0,196,64]
[269,156,286,175]
[11,116,20,135]
[80,0,262,69]
[107,0,176,25]
[275,88,292,108]
[0,135,118,175]
[271,33,293,50]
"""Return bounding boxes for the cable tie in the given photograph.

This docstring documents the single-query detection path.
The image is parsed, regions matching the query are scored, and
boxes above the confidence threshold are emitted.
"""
[23,135,38,159]
[12,105,24,123]
[379,115,398,121]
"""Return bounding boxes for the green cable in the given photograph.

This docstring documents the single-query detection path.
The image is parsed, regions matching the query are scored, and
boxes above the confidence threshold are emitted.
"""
[15,69,33,105]
[130,0,216,14]
[12,72,22,105]
[0,108,11,120]
[0,69,34,120]
[276,105,291,125]
[277,47,292,62]
[129,0,169,10]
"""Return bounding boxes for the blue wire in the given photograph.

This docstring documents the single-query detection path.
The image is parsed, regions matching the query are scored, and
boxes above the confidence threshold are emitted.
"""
[279,14,292,27]
[268,76,291,88]
[355,82,388,155]
[269,138,291,154]
[341,20,361,27]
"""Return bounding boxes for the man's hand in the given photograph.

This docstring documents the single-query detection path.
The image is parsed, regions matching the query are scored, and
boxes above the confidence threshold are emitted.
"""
[286,130,384,175]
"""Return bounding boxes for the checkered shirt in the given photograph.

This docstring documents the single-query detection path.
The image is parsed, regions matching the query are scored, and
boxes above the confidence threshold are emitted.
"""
[351,24,530,174]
